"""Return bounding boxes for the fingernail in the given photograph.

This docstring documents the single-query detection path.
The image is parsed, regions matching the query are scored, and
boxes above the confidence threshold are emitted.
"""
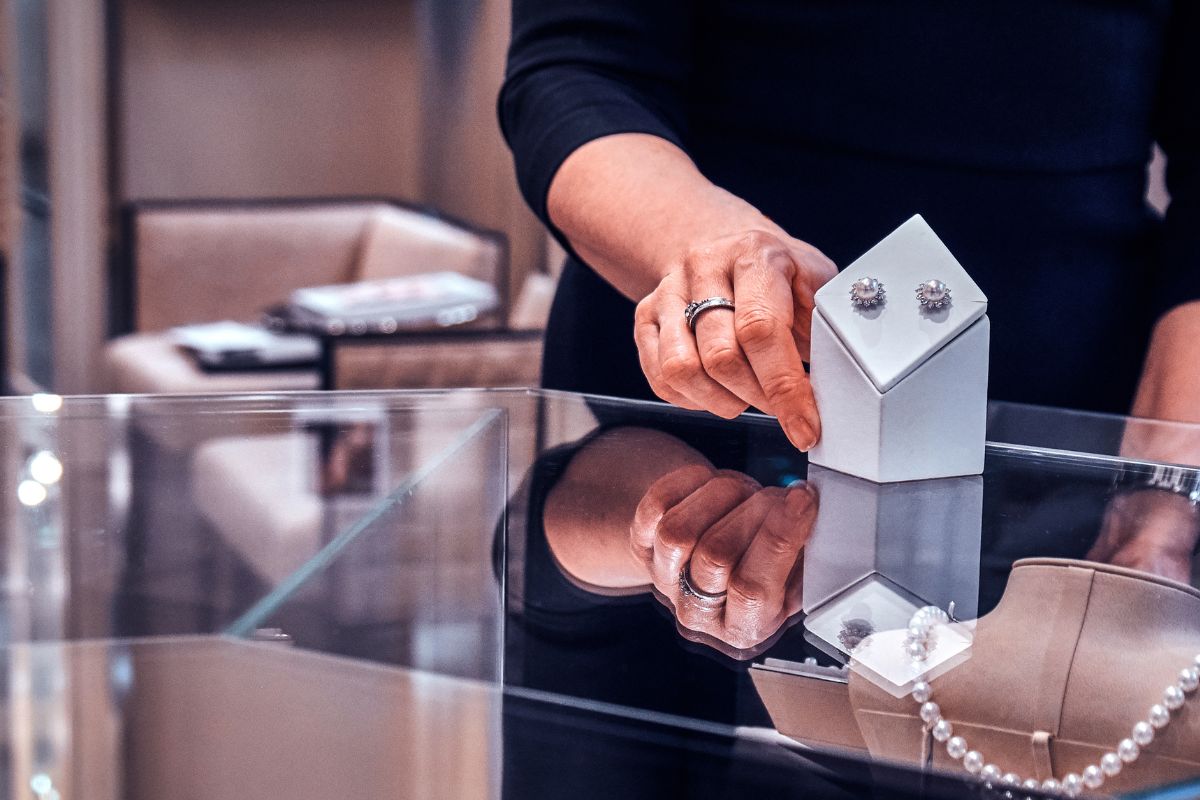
[787,420,816,452]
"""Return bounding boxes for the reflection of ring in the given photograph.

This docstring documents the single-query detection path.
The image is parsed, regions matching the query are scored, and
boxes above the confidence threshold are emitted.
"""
[684,297,735,331]
[679,564,727,604]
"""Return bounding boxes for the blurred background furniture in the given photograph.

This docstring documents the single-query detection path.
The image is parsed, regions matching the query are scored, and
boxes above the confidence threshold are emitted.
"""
[104,198,553,395]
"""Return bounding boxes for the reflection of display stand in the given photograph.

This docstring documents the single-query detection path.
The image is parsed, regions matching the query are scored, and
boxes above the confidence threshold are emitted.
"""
[809,215,989,483]
[802,465,983,621]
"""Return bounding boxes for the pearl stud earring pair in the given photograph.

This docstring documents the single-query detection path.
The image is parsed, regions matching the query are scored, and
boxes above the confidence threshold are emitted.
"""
[849,277,951,311]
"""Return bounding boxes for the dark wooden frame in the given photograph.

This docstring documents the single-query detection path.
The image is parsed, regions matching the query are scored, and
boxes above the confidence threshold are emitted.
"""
[107,196,512,339]
[318,327,545,391]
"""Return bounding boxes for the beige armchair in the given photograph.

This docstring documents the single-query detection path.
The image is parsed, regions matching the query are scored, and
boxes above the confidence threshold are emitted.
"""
[104,198,548,395]
[114,201,553,610]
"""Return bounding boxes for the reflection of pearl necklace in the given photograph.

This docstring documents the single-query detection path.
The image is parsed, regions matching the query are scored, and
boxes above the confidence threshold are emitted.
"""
[904,606,1200,797]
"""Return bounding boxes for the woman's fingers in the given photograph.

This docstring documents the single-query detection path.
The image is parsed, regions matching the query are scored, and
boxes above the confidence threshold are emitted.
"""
[632,230,835,450]
[730,236,822,450]
[685,487,779,596]
[633,308,704,410]
[672,487,779,640]
[630,464,715,565]
[681,252,773,411]
[650,470,759,593]
[653,284,749,419]
[721,483,817,647]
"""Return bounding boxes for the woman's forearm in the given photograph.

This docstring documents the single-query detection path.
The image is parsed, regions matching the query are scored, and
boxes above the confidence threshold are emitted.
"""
[1132,302,1200,421]
[1126,300,1200,463]
[547,133,784,301]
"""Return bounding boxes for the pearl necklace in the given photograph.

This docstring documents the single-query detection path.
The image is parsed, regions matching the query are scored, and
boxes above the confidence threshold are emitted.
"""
[903,606,1200,797]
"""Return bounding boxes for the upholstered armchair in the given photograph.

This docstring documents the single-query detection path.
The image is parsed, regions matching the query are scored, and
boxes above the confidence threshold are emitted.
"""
[104,198,548,395]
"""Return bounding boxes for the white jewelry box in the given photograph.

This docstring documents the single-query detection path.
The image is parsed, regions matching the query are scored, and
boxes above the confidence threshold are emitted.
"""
[808,214,989,483]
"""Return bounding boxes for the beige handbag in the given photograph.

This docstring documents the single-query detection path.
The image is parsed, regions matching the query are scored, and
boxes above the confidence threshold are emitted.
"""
[848,558,1200,793]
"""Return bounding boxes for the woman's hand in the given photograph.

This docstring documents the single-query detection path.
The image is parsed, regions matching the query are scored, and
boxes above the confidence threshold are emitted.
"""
[634,231,837,451]
[548,134,837,452]
[630,466,817,658]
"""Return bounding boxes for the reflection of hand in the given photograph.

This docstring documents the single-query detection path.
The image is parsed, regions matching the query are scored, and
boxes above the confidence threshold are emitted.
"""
[630,466,818,658]
[1090,490,1199,584]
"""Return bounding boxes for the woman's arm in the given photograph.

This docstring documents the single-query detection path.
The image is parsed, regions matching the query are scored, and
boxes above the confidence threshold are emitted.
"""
[500,2,835,450]
[1131,302,1200,434]
[1094,0,1200,578]
[1137,2,1200,431]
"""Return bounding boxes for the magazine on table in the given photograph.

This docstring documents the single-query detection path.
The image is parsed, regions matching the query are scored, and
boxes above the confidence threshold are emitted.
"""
[285,271,499,334]
[171,321,321,370]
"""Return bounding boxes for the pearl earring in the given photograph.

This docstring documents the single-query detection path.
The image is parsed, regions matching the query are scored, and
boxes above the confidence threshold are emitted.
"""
[916,279,951,310]
[850,277,886,308]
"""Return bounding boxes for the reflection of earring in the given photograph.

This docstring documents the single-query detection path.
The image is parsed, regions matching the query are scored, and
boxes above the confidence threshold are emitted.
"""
[849,277,886,308]
[837,617,875,652]
[916,279,952,310]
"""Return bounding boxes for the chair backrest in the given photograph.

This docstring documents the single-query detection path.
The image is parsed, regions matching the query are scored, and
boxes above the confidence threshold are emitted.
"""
[118,199,509,333]
[354,206,505,289]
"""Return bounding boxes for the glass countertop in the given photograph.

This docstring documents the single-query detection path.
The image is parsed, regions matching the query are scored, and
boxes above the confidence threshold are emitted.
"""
[2,389,1199,799]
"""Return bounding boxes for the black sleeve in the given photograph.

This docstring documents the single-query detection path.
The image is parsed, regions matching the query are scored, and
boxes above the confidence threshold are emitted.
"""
[1151,2,1200,320]
[497,1,694,233]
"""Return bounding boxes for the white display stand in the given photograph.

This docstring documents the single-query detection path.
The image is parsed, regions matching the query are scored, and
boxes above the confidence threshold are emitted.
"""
[801,464,983,622]
[808,215,989,483]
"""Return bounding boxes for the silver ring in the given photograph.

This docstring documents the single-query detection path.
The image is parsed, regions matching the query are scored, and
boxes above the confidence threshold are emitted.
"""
[679,564,727,605]
[684,297,735,330]
[849,276,886,308]
[915,279,952,310]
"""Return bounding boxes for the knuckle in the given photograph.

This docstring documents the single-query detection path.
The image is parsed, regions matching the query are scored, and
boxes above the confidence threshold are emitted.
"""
[634,296,655,324]
[723,624,760,652]
[713,469,760,493]
[681,244,720,276]
[728,576,767,609]
[709,473,754,497]
[684,242,719,263]
[660,354,701,385]
[648,383,676,404]
[734,308,785,348]
[761,372,808,401]
[756,525,799,559]
[738,230,777,252]
[712,402,749,420]
[690,546,735,584]
[700,341,744,377]
[655,512,693,552]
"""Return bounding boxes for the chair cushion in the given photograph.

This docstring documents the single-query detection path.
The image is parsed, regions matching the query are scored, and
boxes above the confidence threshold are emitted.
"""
[354,206,503,286]
[105,332,320,394]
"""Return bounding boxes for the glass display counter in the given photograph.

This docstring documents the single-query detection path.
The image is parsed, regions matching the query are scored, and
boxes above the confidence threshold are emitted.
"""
[2,389,1198,799]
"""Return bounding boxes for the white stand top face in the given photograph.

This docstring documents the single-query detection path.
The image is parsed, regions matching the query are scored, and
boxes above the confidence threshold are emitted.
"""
[813,215,988,393]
